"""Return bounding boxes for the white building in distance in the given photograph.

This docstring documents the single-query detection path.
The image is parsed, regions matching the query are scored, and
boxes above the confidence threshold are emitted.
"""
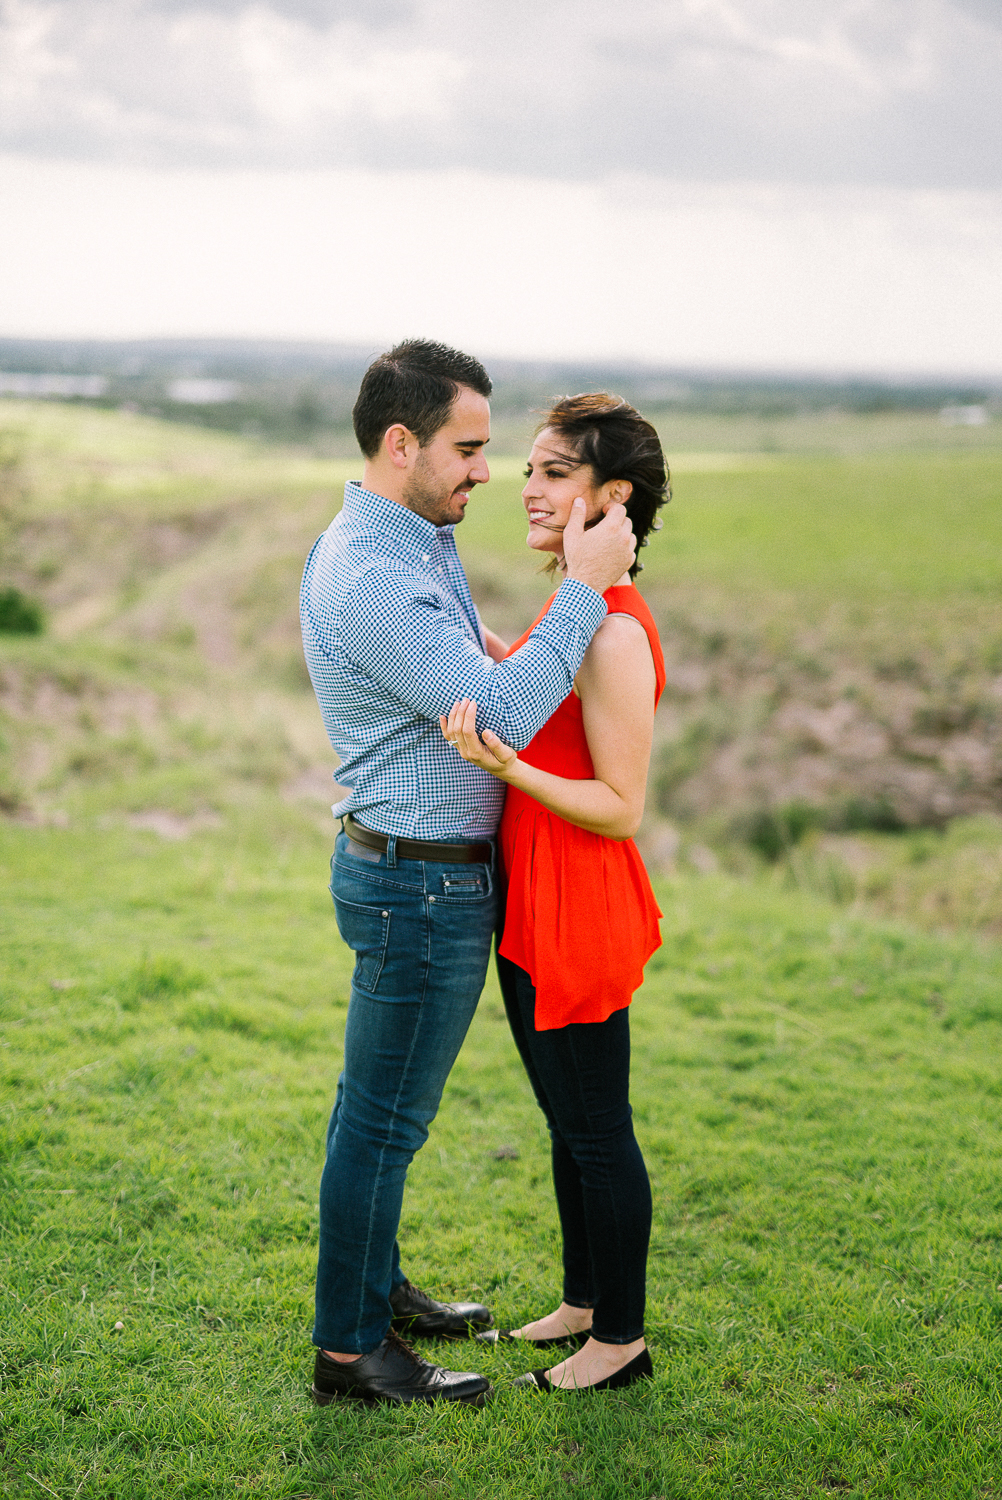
[0,373,107,398]
[167,379,241,404]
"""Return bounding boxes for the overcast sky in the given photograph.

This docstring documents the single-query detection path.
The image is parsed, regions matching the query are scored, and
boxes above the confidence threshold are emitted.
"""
[1,0,1000,373]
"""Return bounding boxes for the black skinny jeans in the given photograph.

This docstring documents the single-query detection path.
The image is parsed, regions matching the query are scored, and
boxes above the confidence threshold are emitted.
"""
[497,954,652,1344]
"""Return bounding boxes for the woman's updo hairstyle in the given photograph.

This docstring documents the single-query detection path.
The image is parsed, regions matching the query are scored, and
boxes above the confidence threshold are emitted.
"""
[540,393,670,578]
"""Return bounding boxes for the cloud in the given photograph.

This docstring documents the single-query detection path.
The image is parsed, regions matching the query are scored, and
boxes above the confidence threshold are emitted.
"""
[1,155,998,374]
[0,0,462,160]
[1,0,1000,186]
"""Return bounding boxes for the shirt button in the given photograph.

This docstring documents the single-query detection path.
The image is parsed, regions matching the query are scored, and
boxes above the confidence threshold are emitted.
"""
[422,553,430,563]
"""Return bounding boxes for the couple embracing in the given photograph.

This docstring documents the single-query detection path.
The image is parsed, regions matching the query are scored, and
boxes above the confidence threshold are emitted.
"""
[299,339,668,1407]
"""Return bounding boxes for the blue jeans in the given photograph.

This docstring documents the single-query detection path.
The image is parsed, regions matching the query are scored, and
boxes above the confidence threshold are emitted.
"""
[496,954,651,1344]
[313,830,497,1354]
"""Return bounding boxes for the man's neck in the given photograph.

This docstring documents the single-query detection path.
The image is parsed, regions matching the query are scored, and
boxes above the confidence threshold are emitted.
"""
[360,462,406,507]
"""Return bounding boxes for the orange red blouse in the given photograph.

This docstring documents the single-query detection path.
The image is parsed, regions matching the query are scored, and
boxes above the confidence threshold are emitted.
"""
[497,585,666,1031]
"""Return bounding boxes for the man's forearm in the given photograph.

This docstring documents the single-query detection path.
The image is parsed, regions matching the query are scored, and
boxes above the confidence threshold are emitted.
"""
[471,580,607,748]
[332,575,606,751]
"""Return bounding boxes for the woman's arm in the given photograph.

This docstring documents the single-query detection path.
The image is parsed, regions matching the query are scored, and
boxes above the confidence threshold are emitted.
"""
[442,614,656,841]
[482,627,510,664]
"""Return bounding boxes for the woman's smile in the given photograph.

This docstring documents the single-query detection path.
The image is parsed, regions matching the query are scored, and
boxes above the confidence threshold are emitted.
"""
[521,429,601,554]
[526,506,562,530]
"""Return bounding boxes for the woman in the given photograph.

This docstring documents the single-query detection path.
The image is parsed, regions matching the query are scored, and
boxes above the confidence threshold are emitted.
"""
[441,393,668,1393]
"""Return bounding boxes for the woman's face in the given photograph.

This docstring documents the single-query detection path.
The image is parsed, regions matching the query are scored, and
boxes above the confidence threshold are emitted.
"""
[521,429,609,558]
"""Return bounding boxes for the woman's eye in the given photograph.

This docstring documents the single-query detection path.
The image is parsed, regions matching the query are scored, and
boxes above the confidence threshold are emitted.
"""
[522,468,531,479]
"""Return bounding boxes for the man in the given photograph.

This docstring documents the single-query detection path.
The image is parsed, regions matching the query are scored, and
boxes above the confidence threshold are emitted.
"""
[300,339,635,1407]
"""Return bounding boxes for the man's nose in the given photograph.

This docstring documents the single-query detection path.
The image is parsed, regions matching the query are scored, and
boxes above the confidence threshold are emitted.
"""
[470,453,490,484]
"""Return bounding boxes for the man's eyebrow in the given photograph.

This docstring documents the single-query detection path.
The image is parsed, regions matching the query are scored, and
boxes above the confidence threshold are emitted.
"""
[455,437,488,448]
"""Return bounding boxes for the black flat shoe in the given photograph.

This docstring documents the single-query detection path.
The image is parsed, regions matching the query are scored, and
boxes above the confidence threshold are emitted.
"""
[311,1330,491,1407]
[513,1346,653,1393]
[389,1278,492,1340]
[476,1327,590,1351]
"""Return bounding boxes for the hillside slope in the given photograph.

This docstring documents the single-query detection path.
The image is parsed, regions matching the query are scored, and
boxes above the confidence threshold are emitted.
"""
[1,401,1000,932]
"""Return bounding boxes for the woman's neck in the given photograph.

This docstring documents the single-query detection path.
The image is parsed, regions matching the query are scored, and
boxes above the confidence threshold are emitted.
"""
[556,559,632,589]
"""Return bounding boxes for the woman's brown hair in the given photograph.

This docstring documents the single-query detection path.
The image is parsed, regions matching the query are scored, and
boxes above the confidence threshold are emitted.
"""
[539,393,670,579]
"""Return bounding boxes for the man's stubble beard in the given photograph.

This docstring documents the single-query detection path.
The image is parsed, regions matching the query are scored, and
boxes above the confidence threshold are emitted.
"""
[402,450,463,528]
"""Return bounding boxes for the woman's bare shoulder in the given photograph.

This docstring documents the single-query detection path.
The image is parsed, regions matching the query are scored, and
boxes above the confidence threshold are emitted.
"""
[589,611,651,655]
[601,610,649,633]
[577,612,654,692]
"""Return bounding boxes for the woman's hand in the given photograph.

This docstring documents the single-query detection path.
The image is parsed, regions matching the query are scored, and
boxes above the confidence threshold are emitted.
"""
[440,698,519,782]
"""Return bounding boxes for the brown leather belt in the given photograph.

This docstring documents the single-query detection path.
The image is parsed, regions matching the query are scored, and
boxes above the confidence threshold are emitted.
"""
[344,814,492,865]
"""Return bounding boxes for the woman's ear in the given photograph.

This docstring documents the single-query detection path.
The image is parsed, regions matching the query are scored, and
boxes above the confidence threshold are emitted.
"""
[602,479,633,511]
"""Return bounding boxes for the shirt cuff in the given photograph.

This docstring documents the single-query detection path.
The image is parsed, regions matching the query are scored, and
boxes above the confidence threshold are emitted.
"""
[547,577,609,631]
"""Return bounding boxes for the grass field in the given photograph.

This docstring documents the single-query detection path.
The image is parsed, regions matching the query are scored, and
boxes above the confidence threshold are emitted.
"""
[3,809,1002,1499]
[466,447,1002,609]
[2,401,1002,1496]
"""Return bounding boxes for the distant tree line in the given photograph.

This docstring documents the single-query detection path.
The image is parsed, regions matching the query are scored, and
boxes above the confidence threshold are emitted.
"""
[0,337,996,443]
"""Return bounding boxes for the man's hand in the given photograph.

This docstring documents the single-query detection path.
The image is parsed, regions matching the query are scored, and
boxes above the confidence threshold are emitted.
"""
[562,499,636,594]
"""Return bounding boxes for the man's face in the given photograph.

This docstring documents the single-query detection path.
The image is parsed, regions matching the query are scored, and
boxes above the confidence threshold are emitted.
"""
[401,385,491,527]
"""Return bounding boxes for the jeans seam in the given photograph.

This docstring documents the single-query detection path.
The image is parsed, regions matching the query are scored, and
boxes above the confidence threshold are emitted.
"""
[348,876,433,1348]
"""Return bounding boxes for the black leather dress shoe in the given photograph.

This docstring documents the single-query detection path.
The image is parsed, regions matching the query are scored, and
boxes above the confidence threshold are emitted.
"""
[389,1278,492,1340]
[513,1346,653,1393]
[476,1327,590,1351]
[311,1330,491,1407]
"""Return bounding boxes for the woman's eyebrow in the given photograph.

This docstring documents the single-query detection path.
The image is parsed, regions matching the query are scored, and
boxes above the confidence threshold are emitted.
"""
[537,448,582,467]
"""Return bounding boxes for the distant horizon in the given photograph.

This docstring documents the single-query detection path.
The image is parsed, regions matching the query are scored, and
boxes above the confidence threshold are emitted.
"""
[3,163,999,383]
[4,8,999,384]
[0,334,999,390]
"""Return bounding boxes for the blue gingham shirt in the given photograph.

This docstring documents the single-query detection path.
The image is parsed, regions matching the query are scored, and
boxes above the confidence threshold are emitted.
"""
[300,481,607,839]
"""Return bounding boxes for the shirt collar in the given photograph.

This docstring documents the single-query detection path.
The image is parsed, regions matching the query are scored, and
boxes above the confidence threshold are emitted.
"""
[341,480,456,560]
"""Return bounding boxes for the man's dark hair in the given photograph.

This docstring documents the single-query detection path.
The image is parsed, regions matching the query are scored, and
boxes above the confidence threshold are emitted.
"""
[352,339,492,458]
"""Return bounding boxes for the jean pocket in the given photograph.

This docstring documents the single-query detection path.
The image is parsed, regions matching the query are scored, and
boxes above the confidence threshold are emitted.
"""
[332,897,391,993]
[436,866,493,903]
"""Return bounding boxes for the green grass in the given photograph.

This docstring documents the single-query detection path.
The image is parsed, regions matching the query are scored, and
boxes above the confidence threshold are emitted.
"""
[3,402,1002,1494]
[4,810,1002,1498]
[1,399,354,516]
[471,450,1002,612]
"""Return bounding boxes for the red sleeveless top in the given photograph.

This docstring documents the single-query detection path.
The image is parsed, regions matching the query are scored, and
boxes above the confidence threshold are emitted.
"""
[497,585,666,1031]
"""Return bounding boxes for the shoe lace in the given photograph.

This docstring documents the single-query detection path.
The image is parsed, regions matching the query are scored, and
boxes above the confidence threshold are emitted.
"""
[407,1280,440,1310]
[384,1326,423,1365]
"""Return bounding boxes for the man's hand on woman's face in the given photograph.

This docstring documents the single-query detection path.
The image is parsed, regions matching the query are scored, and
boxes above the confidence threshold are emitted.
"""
[440,698,518,780]
[562,497,636,594]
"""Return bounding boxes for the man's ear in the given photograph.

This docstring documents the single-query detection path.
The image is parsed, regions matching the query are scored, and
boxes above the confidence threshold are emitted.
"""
[383,423,418,471]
